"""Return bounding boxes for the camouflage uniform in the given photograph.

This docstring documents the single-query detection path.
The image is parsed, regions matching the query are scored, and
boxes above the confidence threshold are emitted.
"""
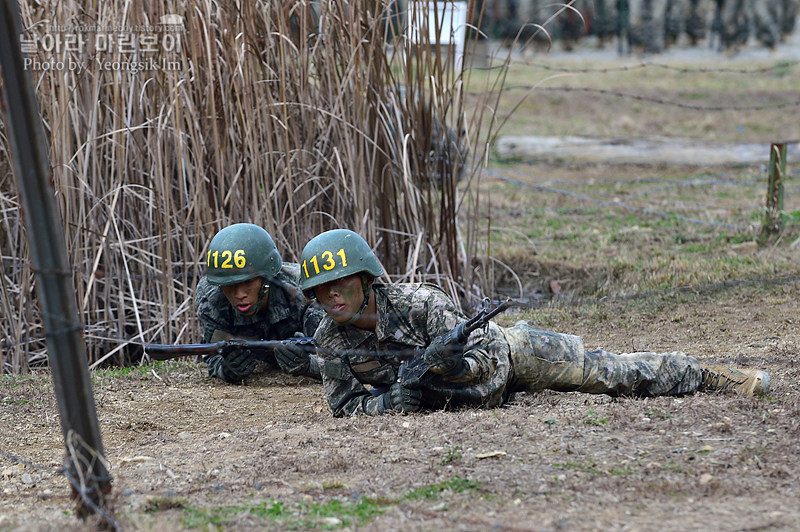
[195,262,325,378]
[715,0,750,50]
[683,0,708,45]
[628,0,669,53]
[592,0,620,47]
[751,0,782,48]
[781,0,799,37]
[315,283,703,417]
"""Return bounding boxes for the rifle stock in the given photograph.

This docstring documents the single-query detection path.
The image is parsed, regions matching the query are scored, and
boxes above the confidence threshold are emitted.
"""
[145,337,315,362]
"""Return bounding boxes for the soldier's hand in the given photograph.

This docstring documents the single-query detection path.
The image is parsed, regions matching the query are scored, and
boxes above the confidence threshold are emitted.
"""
[274,342,311,376]
[220,348,257,382]
[423,335,465,375]
[381,382,422,414]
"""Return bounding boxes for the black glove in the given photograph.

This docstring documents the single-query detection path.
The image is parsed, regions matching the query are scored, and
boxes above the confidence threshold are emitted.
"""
[274,342,311,376]
[380,382,422,414]
[220,348,257,382]
[422,335,465,376]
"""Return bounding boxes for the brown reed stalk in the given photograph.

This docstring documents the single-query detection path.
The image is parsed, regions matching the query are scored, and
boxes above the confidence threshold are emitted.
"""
[0,0,539,371]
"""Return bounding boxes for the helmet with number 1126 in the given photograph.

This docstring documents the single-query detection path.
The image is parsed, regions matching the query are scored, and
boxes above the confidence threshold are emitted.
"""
[205,223,282,286]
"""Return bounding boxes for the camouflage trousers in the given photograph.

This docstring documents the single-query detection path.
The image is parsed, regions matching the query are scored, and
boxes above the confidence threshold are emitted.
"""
[503,321,703,396]
[750,0,782,48]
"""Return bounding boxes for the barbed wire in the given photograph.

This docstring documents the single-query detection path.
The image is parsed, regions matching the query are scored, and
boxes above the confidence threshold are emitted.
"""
[519,168,769,188]
[0,448,60,473]
[623,178,761,200]
[513,174,764,200]
[498,57,800,75]
[0,433,119,528]
[463,54,800,113]
[510,273,800,311]
[496,85,800,112]
[481,167,754,230]
[484,155,799,172]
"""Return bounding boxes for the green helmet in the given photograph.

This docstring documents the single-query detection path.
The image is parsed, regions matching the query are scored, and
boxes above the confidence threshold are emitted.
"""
[205,223,282,286]
[299,229,383,298]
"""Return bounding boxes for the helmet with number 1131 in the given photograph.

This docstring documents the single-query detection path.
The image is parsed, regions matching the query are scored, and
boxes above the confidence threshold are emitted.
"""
[299,229,383,299]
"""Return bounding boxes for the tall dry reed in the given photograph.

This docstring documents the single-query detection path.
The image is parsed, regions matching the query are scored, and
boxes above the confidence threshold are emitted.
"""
[0,0,545,371]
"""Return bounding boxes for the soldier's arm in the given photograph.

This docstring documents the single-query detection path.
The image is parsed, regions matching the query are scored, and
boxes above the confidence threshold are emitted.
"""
[302,301,326,337]
[287,302,325,379]
[454,325,506,384]
[417,286,500,384]
[319,355,387,416]
[296,303,325,380]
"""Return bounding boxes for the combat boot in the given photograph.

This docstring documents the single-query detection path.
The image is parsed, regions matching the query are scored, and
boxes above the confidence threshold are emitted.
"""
[699,365,770,397]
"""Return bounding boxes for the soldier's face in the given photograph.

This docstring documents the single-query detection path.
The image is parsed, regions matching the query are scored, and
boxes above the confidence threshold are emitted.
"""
[221,277,268,316]
[313,274,363,324]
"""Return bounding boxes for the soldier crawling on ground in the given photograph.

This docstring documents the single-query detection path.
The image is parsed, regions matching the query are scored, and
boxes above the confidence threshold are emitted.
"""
[194,223,325,383]
[299,228,770,417]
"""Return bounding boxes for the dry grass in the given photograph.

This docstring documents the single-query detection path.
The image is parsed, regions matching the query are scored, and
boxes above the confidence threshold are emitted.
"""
[3,1,797,375]
[3,280,800,531]
[1,0,534,371]
[474,56,800,141]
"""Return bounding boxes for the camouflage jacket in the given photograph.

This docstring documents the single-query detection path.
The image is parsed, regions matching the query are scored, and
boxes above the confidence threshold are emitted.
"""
[195,263,325,375]
[315,283,512,417]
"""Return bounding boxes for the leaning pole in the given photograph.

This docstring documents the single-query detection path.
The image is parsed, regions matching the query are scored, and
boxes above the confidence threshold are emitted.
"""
[0,0,113,522]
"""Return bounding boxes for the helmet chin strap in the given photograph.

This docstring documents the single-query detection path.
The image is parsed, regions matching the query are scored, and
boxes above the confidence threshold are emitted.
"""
[341,276,372,326]
[233,280,270,317]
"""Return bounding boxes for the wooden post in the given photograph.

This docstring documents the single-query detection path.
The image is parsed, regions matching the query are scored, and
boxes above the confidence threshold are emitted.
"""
[0,0,113,522]
[763,142,787,235]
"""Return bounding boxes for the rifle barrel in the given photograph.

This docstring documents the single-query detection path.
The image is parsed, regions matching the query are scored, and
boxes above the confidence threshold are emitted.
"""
[145,342,224,360]
[144,338,315,361]
[463,298,513,335]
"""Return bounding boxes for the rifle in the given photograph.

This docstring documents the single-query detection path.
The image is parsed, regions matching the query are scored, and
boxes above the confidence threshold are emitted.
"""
[145,337,315,362]
[398,297,513,385]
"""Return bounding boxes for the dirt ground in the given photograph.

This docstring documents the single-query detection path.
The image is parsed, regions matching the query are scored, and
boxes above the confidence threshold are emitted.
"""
[2,277,799,531]
[3,37,800,532]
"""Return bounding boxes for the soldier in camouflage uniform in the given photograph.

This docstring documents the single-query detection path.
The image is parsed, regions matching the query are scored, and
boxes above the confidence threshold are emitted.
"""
[299,229,770,417]
[195,223,325,383]
[683,0,708,46]
[628,0,669,54]
[714,0,749,52]
[751,0,782,49]
[781,0,799,38]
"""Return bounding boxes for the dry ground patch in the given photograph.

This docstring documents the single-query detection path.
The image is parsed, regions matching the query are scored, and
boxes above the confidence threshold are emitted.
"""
[2,279,799,531]
[3,46,800,532]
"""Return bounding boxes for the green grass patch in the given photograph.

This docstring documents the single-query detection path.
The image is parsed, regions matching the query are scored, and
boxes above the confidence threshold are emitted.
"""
[177,496,384,530]
[609,466,635,476]
[404,476,480,500]
[0,372,51,389]
[91,360,200,387]
[771,60,796,78]
[2,398,31,405]
[661,461,684,473]
[785,210,800,222]
[160,476,480,530]
[554,459,603,475]
[584,409,608,426]
[439,446,463,465]
[644,409,673,420]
